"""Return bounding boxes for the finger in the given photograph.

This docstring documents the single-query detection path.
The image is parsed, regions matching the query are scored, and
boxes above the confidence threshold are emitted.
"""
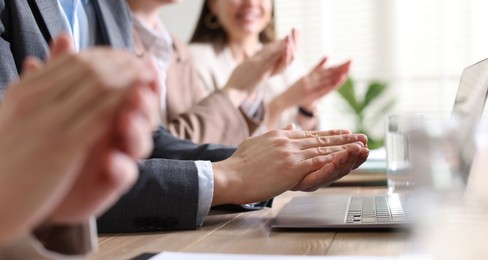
[314,65,350,85]
[54,79,126,148]
[56,75,117,123]
[284,129,353,139]
[290,28,300,53]
[293,135,367,151]
[104,149,139,192]
[61,91,123,148]
[293,150,350,191]
[124,85,159,129]
[143,56,161,97]
[298,144,349,161]
[262,40,287,74]
[51,52,155,139]
[311,74,348,97]
[305,144,361,191]
[49,34,75,62]
[9,55,94,120]
[77,50,155,91]
[312,57,328,72]
[284,34,297,67]
[334,144,363,179]
[93,150,139,217]
[19,54,93,104]
[333,60,352,74]
[269,34,295,75]
[341,60,352,72]
[21,56,44,80]
[50,51,153,105]
[352,148,370,170]
[118,110,154,159]
[297,142,363,166]
[257,40,285,61]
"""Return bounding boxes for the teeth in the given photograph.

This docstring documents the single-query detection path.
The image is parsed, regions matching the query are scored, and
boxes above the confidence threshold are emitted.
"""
[239,13,260,20]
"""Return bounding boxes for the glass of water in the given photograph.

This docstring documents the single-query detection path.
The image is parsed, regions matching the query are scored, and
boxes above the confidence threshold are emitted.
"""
[385,113,424,194]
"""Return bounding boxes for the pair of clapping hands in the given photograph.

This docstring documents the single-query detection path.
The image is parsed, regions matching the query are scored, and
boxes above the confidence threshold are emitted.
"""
[221,29,350,130]
[0,35,159,243]
[222,29,300,107]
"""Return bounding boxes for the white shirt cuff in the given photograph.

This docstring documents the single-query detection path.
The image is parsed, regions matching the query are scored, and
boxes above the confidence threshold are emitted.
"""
[194,161,214,227]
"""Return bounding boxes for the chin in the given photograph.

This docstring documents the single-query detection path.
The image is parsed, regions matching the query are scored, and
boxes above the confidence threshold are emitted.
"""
[239,24,265,34]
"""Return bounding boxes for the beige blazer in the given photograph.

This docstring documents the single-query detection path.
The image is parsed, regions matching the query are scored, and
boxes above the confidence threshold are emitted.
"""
[165,38,262,146]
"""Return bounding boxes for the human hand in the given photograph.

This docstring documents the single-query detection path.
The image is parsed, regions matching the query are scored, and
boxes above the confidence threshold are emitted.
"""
[211,127,368,206]
[271,28,299,76]
[47,75,159,224]
[38,36,159,224]
[13,35,158,227]
[276,58,351,111]
[222,29,298,107]
[23,34,159,158]
[0,43,158,242]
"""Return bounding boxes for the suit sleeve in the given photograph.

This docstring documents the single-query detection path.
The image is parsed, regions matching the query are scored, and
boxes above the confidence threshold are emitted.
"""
[150,126,237,161]
[97,127,237,233]
[166,90,261,147]
[0,0,21,92]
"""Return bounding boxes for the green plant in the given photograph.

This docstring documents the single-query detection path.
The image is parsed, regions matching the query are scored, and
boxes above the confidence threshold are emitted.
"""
[337,78,395,149]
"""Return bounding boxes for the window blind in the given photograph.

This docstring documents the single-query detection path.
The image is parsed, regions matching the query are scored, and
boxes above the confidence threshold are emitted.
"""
[275,0,488,136]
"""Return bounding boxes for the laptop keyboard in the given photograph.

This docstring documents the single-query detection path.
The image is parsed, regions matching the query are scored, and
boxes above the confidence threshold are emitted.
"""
[345,195,408,224]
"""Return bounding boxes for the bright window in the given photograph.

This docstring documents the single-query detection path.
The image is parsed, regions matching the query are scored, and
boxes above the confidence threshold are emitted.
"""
[275,0,488,134]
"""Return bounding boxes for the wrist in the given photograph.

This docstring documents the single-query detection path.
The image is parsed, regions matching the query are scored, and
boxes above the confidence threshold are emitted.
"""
[221,86,248,108]
[269,94,290,113]
[211,160,238,206]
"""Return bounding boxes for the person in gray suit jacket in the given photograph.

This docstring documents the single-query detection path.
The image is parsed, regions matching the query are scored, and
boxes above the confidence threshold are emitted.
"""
[0,0,370,234]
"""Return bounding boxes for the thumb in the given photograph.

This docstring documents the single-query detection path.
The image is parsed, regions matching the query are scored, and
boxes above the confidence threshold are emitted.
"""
[312,57,328,72]
[49,34,75,63]
[21,56,44,80]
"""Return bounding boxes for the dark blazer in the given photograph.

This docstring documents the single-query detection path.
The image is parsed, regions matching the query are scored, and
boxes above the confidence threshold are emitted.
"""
[0,0,236,232]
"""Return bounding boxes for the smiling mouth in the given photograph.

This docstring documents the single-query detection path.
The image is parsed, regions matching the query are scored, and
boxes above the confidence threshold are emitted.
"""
[236,11,262,23]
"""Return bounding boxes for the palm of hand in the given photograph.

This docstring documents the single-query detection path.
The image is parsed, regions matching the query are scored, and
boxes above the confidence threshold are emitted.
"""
[290,60,351,108]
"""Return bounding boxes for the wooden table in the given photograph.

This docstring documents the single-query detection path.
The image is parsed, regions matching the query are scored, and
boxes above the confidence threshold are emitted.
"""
[91,176,411,259]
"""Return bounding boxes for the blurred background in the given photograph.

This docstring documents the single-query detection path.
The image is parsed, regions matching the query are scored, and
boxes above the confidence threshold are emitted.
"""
[161,0,488,141]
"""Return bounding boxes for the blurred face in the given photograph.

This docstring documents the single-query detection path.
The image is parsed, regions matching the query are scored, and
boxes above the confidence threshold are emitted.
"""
[210,0,272,41]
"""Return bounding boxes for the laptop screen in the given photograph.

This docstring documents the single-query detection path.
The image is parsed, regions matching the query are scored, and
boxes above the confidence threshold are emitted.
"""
[451,58,488,119]
[450,58,488,181]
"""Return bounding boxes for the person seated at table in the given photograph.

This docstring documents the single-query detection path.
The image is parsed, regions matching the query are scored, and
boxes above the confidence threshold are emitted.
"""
[129,0,297,146]
[0,0,370,234]
[0,35,159,258]
[189,0,351,132]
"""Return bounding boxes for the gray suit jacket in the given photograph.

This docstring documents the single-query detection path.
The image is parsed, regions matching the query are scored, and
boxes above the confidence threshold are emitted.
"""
[0,0,236,232]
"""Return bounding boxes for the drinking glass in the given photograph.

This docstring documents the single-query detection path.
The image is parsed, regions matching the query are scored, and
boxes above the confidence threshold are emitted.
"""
[385,113,423,194]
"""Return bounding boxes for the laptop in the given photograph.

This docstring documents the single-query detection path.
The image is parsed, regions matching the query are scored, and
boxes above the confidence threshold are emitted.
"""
[270,58,488,229]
